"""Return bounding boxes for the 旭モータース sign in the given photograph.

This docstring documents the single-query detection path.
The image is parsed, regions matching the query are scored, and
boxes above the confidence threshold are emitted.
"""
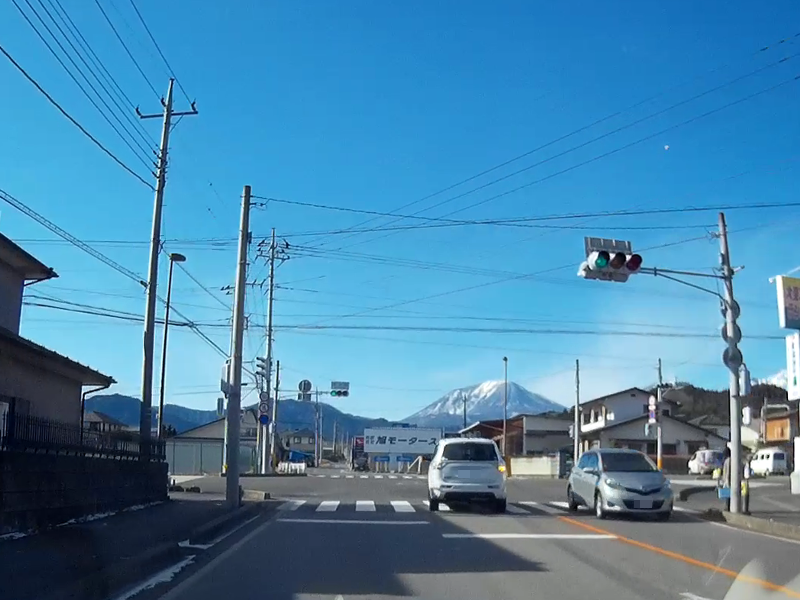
[363,427,442,455]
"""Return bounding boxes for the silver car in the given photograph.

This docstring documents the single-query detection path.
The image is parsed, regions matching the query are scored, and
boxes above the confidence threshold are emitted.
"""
[567,448,673,520]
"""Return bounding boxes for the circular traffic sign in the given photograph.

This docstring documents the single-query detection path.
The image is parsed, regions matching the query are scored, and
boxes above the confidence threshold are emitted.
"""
[721,323,742,344]
[723,347,743,370]
[298,379,312,393]
[648,395,657,407]
[719,299,741,320]
[259,414,270,426]
[259,391,270,402]
[258,402,269,414]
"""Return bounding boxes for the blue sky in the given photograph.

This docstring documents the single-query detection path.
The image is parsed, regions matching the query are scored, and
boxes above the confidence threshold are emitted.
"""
[1,1,798,421]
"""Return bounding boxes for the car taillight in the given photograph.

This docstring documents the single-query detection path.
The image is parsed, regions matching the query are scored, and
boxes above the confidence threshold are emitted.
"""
[498,464,506,473]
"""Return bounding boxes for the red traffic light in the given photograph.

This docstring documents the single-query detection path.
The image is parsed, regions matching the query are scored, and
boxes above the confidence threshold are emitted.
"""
[626,253,643,272]
[609,252,626,269]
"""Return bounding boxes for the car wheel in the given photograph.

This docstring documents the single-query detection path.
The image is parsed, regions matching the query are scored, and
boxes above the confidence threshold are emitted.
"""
[567,486,579,512]
[495,499,507,513]
[656,511,672,521]
[594,491,606,520]
[428,498,439,512]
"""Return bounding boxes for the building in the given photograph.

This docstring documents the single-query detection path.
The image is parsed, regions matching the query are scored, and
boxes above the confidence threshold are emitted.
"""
[83,410,126,434]
[460,412,572,456]
[0,233,114,426]
[578,387,727,456]
[166,409,261,475]
[281,428,316,455]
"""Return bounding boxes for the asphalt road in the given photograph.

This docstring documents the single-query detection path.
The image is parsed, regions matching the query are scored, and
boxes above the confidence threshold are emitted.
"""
[123,473,800,600]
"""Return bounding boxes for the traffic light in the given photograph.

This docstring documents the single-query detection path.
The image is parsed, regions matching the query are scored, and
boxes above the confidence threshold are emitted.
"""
[330,390,349,398]
[256,357,268,378]
[579,238,642,283]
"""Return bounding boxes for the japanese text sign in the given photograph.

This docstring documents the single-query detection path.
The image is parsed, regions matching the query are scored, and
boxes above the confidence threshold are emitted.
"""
[363,427,442,455]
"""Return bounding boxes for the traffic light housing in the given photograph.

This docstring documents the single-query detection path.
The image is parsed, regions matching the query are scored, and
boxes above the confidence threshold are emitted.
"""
[256,357,268,378]
[579,241,642,283]
[330,390,349,398]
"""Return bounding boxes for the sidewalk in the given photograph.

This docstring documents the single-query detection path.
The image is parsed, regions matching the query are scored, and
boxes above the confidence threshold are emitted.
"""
[0,493,230,600]
[681,478,800,526]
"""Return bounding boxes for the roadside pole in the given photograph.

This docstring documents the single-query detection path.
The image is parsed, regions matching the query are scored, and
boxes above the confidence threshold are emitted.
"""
[720,212,743,513]
[314,387,320,466]
[224,185,251,509]
[263,229,277,474]
[573,359,580,462]
[657,358,663,471]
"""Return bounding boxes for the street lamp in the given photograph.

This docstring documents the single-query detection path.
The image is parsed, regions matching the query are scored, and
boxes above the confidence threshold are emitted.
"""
[157,252,186,440]
[503,356,508,457]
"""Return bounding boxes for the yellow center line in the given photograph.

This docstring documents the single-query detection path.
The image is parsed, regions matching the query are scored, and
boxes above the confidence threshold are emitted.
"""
[557,516,800,599]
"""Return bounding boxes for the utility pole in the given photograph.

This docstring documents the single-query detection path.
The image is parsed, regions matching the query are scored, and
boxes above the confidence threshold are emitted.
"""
[333,420,338,456]
[462,391,467,431]
[502,356,508,457]
[720,212,743,513]
[273,359,280,468]
[657,358,664,471]
[224,185,251,509]
[574,359,580,462]
[137,79,197,445]
[262,229,277,474]
[314,387,320,466]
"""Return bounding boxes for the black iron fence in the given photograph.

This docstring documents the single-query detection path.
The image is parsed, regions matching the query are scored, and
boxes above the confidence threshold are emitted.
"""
[0,412,165,461]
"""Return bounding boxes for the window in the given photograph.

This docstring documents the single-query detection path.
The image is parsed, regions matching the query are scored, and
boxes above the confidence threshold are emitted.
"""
[774,453,786,460]
[601,452,656,473]
[293,436,302,444]
[307,437,314,444]
[576,453,591,469]
[584,453,599,471]
[442,442,498,461]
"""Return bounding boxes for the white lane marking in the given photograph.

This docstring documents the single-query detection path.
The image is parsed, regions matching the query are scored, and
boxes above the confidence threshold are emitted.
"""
[442,533,617,540]
[316,500,340,512]
[111,555,196,600]
[177,515,260,550]
[422,500,451,511]
[403,476,412,479]
[360,475,368,479]
[356,500,376,512]
[345,475,354,479]
[679,593,716,600]
[391,500,415,513]
[374,475,384,479]
[277,518,428,525]
[506,503,529,515]
[314,474,326,478]
[277,500,306,511]
[388,475,398,479]
[549,501,570,509]
[330,475,340,479]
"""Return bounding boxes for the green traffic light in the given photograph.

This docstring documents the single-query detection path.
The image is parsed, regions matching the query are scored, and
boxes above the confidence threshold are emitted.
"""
[593,250,609,268]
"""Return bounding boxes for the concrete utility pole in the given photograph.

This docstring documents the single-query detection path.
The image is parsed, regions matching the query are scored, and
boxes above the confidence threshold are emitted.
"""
[574,359,580,462]
[273,359,280,468]
[502,356,508,456]
[462,391,467,431]
[137,79,197,444]
[333,420,338,456]
[263,229,277,474]
[657,358,664,470]
[314,387,320,466]
[224,185,251,509]
[719,212,744,513]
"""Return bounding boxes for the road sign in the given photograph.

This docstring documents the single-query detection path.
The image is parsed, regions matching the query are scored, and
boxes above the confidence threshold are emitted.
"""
[720,298,741,320]
[331,381,349,391]
[723,347,743,370]
[258,402,269,414]
[259,414,270,426]
[259,391,270,402]
[787,333,800,401]
[297,392,312,401]
[776,276,800,330]
[299,379,312,393]
[373,455,389,462]
[647,395,657,425]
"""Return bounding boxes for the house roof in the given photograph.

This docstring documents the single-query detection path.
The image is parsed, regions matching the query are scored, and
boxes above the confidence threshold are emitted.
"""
[581,387,680,407]
[689,415,730,427]
[0,233,58,283]
[286,428,315,437]
[586,413,728,440]
[84,410,126,427]
[0,326,114,386]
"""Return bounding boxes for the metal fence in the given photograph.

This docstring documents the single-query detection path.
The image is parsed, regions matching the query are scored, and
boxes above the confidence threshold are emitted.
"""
[0,412,165,461]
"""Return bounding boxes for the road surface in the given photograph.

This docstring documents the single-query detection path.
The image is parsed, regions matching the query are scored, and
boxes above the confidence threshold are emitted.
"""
[121,474,800,600]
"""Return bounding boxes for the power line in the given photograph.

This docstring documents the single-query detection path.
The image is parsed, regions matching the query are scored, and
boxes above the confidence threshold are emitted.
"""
[12,0,156,168]
[0,41,154,188]
[173,258,232,311]
[126,0,191,103]
[93,0,160,98]
[303,36,799,250]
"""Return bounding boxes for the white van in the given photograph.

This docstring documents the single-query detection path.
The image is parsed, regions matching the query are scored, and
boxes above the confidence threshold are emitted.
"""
[688,449,724,475]
[749,447,788,476]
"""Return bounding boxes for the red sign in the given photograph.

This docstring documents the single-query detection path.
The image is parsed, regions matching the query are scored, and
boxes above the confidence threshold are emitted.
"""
[353,436,364,451]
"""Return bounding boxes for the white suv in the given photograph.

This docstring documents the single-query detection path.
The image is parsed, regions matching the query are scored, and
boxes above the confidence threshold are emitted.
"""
[427,438,507,513]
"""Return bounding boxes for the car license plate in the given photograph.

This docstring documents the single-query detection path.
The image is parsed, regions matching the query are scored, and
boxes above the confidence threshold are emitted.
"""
[636,499,653,509]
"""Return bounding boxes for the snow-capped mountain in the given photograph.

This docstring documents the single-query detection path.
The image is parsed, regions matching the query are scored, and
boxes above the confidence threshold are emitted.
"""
[404,381,564,430]
[753,370,788,389]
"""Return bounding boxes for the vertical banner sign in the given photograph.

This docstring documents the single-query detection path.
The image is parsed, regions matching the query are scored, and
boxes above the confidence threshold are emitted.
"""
[776,276,800,330]
[787,332,800,401]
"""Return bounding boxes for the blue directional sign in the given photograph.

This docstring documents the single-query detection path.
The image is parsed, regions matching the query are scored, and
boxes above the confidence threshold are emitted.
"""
[373,455,389,462]
[259,414,270,426]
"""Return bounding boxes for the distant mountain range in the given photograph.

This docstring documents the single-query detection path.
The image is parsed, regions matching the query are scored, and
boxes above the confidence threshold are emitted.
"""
[404,380,564,429]
[84,394,398,439]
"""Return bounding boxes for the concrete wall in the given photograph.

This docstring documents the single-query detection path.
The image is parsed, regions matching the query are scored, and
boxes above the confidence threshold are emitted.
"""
[0,348,82,424]
[0,263,23,333]
[166,438,257,475]
[509,455,561,477]
[0,451,168,533]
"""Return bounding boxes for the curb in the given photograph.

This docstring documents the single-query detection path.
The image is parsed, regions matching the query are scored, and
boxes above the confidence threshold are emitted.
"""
[44,501,269,600]
[677,485,714,502]
[695,508,800,542]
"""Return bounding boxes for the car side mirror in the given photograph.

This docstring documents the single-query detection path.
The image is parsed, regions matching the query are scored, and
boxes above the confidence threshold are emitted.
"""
[585,468,598,476]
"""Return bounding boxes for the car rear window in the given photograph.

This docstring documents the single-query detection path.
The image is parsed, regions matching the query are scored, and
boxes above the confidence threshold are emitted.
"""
[442,442,497,461]
[774,453,786,460]
[601,453,656,472]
